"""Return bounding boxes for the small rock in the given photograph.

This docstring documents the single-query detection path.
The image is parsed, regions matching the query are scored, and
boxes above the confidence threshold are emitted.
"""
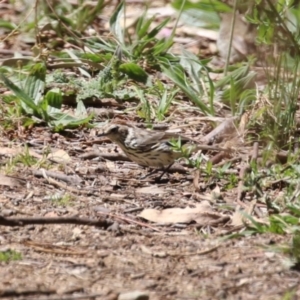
[118,291,149,300]
[44,211,58,218]
[71,227,82,241]
[94,206,111,214]
[107,222,120,233]
[1,209,14,217]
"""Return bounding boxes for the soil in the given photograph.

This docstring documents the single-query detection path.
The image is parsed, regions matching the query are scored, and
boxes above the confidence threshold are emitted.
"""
[1,0,300,299]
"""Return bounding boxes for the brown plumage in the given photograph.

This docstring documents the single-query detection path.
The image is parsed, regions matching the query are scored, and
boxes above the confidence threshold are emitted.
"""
[97,122,223,168]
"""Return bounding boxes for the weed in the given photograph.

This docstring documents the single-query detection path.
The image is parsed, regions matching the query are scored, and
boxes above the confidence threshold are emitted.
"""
[0,250,22,262]
[51,193,74,206]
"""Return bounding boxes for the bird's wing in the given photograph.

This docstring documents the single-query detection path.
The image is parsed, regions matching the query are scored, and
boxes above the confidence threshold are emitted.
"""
[137,131,188,150]
[133,129,225,152]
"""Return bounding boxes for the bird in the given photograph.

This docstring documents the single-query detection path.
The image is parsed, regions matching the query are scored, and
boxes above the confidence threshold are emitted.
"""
[96,121,224,179]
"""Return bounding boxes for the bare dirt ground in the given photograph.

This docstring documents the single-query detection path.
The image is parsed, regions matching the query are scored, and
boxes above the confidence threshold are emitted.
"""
[1,124,299,300]
[1,1,300,300]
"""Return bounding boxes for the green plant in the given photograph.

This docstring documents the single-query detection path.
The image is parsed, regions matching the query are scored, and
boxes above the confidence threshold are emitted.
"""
[52,193,74,206]
[0,250,22,262]
[215,64,257,115]
[161,54,214,115]
[157,92,176,121]
[246,57,299,150]
[0,63,93,131]
[110,2,175,65]
[169,136,194,159]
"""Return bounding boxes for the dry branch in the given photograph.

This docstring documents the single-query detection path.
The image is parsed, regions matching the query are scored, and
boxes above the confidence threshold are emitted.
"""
[32,169,82,184]
[0,216,111,228]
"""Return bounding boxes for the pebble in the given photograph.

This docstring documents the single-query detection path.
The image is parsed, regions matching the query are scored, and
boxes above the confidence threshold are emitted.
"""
[118,290,149,300]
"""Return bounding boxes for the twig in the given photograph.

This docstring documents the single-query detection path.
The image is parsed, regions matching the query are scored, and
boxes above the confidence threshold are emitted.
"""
[45,176,93,195]
[32,169,82,184]
[0,289,56,298]
[18,294,106,300]
[210,150,227,165]
[23,240,87,256]
[80,151,130,161]
[97,211,161,232]
[214,156,241,167]
[169,245,220,257]
[0,216,111,228]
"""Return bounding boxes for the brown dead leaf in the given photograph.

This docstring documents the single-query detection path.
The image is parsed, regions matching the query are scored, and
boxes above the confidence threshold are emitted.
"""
[231,200,256,226]
[0,147,42,159]
[231,201,270,227]
[105,161,116,171]
[135,185,166,195]
[139,201,224,225]
[0,174,23,187]
[44,211,59,218]
[47,149,71,164]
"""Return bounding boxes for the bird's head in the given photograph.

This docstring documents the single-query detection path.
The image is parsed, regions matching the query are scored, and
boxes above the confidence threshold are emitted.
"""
[97,123,129,144]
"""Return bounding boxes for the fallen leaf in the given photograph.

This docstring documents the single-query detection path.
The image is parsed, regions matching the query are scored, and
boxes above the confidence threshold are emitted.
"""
[139,201,224,225]
[231,200,256,226]
[47,149,71,164]
[44,211,59,218]
[105,161,116,171]
[0,174,23,187]
[136,185,166,195]
[0,147,42,158]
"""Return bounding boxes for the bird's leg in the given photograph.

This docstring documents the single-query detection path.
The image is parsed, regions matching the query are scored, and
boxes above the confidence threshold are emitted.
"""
[140,168,159,180]
[156,162,174,181]
[140,163,174,181]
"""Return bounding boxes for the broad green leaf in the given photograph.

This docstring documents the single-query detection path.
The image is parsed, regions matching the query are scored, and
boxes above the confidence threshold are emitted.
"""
[218,70,256,107]
[180,48,202,75]
[75,100,88,118]
[24,63,46,105]
[109,1,124,44]
[50,112,93,128]
[86,37,117,52]
[157,88,178,120]
[172,0,231,13]
[45,88,62,109]
[180,49,214,114]
[137,15,155,39]
[39,98,50,122]
[81,53,110,63]
[179,9,220,29]
[65,49,91,78]
[0,20,17,30]
[148,18,170,39]
[51,13,74,27]
[0,72,39,114]
[119,62,148,83]
[23,117,37,127]
[215,65,251,89]
[161,64,211,115]
[134,87,151,122]
[132,38,156,57]
[152,39,174,56]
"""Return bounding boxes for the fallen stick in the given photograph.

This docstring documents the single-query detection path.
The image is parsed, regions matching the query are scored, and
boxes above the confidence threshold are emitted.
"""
[0,216,111,228]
